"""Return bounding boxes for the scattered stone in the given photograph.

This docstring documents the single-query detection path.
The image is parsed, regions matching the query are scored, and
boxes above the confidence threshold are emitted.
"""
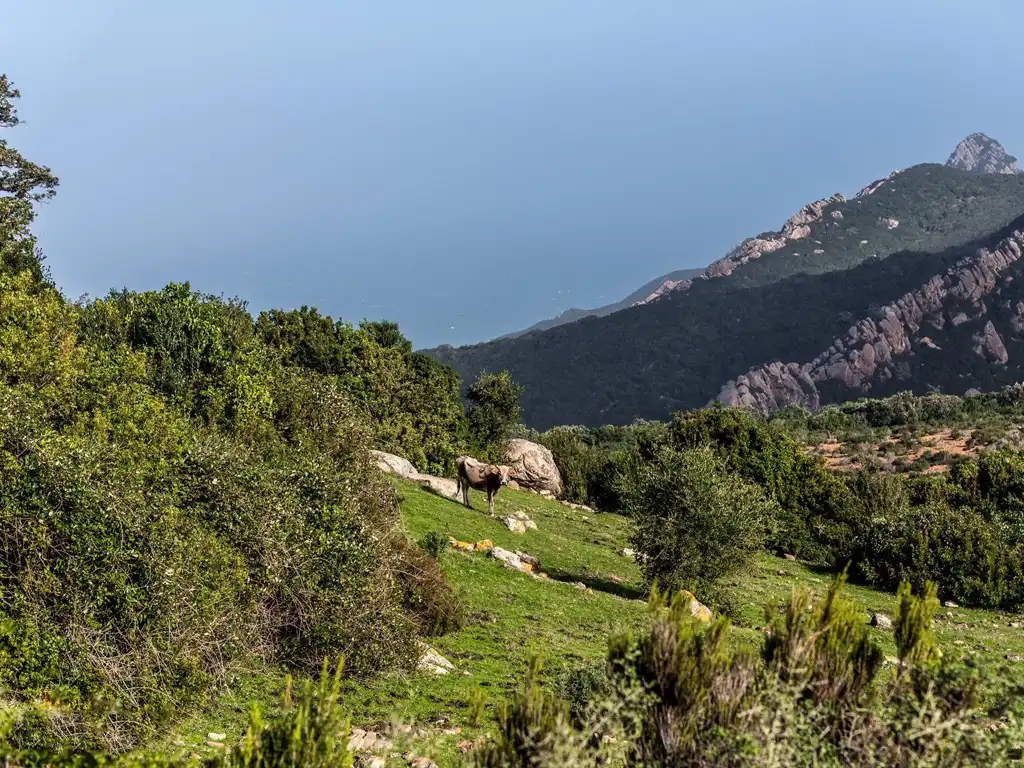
[883,656,901,667]
[475,539,494,553]
[870,613,893,630]
[503,517,526,534]
[608,573,623,583]
[524,520,537,530]
[207,733,226,742]
[944,600,959,608]
[443,727,462,735]
[205,742,224,749]
[573,582,588,590]
[680,590,712,621]
[1007,654,1024,662]
[782,553,796,561]
[409,757,439,768]
[512,510,529,520]
[539,490,554,497]
[448,537,476,552]
[507,479,520,491]
[355,756,385,768]
[621,548,636,560]
[172,740,186,747]
[417,647,455,675]
[1010,622,1022,629]
[491,546,545,576]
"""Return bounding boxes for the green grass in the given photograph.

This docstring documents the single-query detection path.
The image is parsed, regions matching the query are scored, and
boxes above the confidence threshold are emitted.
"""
[155,478,1024,767]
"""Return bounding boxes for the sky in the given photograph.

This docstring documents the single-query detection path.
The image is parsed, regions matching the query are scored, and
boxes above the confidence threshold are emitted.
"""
[6,1,1024,348]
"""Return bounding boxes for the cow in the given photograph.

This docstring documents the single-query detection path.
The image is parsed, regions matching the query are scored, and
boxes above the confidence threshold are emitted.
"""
[456,455,513,516]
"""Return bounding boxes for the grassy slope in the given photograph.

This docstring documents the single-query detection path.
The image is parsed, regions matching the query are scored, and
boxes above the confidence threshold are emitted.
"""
[157,479,1024,767]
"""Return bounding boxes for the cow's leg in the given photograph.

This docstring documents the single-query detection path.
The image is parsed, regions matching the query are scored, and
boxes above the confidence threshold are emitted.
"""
[463,482,472,509]
[488,489,495,516]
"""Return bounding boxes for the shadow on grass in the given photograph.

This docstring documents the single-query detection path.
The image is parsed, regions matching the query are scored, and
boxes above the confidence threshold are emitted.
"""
[544,569,648,601]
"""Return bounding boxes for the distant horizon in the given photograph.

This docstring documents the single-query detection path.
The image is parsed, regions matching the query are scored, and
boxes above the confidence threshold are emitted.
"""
[8,1,1024,347]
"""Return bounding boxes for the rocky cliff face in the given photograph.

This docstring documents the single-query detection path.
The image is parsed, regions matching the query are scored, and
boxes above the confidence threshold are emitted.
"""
[715,231,1024,412]
[946,133,1022,175]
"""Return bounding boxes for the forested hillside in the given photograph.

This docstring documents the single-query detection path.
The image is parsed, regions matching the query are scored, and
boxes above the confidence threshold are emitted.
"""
[427,162,1024,428]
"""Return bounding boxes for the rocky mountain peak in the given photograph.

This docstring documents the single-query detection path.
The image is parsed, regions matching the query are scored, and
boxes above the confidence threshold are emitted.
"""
[946,133,1021,174]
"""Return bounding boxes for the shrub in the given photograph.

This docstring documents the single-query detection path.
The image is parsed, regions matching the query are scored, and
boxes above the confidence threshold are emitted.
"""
[482,580,1024,767]
[418,530,449,559]
[618,445,778,598]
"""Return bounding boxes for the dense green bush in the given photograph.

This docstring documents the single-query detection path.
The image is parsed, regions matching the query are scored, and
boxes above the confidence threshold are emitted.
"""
[0,271,447,749]
[618,445,777,598]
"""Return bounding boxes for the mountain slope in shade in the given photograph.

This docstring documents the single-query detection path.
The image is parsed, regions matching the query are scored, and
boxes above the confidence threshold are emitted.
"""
[946,133,1022,175]
[498,268,704,339]
[424,138,1024,429]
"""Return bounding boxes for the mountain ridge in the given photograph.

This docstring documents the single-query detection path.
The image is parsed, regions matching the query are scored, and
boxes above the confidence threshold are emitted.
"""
[424,137,1024,428]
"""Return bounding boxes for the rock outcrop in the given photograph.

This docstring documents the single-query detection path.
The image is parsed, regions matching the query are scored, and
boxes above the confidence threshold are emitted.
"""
[973,320,1008,364]
[371,450,459,499]
[715,230,1024,412]
[504,439,562,495]
[946,133,1022,175]
[634,278,694,305]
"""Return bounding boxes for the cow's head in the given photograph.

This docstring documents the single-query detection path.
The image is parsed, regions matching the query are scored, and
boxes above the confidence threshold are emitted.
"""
[497,465,513,485]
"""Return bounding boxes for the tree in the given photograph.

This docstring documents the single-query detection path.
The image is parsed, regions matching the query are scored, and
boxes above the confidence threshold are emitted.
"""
[0,74,59,281]
[619,444,777,598]
[466,370,523,459]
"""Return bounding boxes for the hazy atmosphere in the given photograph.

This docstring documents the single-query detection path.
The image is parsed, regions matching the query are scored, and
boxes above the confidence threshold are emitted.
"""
[7,0,1024,347]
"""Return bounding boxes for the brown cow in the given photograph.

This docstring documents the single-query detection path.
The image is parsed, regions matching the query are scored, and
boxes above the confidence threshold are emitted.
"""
[456,455,512,515]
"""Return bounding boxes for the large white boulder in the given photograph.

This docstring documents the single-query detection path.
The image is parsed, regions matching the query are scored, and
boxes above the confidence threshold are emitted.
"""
[370,450,416,478]
[505,439,562,495]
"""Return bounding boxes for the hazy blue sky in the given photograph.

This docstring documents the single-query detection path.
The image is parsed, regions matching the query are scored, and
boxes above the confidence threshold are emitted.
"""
[6,1,1024,347]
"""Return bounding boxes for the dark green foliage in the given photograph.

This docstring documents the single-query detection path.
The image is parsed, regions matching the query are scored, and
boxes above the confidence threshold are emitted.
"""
[418,530,449,559]
[466,371,523,460]
[427,167,1024,429]
[0,75,58,283]
[254,307,465,473]
[619,445,777,597]
[655,407,859,561]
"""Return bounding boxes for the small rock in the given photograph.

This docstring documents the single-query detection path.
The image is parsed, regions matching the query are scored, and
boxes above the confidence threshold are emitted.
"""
[503,517,526,534]
[443,727,462,735]
[516,551,540,567]
[870,613,893,630]
[207,733,226,742]
[1007,654,1024,662]
[172,740,186,747]
[524,520,537,530]
[782,553,796,561]
[621,548,635,560]
[417,647,454,675]
[410,757,438,768]
[356,756,385,768]
[944,600,959,608]
[513,511,530,520]
[205,742,224,749]
[507,480,520,490]
[1010,622,1022,629]
[475,539,494,552]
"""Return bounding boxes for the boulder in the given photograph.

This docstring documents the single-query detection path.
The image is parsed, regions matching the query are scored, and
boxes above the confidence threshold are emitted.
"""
[409,473,458,500]
[505,439,563,495]
[370,450,416,477]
